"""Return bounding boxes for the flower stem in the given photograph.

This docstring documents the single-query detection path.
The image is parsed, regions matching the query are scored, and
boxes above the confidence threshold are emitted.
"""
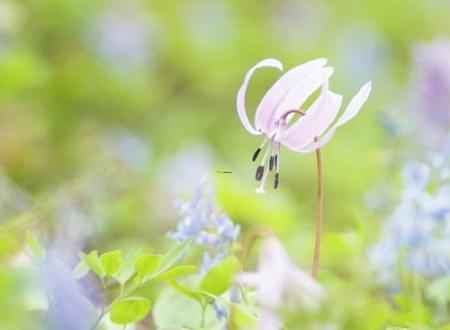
[312,146,324,279]
[239,227,271,268]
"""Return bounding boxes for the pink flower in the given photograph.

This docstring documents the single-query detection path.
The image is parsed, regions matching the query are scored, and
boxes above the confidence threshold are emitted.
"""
[235,237,325,329]
[237,58,372,193]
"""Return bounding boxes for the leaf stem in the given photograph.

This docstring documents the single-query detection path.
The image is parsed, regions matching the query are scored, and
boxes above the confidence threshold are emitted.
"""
[311,146,324,279]
[200,301,207,329]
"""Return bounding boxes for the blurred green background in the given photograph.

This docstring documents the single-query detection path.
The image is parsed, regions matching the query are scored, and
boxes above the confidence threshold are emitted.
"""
[0,0,449,329]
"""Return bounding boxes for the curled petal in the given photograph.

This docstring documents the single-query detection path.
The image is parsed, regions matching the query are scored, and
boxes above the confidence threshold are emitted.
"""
[296,81,372,152]
[278,77,342,151]
[237,58,283,135]
[255,58,328,134]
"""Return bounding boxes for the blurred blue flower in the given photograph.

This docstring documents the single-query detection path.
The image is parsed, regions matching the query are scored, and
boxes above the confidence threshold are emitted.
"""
[370,143,450,287]
[159,144,214,196]
[168,182,240,272]
[44,254,95,330]
[89,5,155,69]
[105,129,151,172]
[168,181,240,324]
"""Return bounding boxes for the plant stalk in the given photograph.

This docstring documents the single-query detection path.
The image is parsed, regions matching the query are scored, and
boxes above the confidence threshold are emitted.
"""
[311,146,324,279]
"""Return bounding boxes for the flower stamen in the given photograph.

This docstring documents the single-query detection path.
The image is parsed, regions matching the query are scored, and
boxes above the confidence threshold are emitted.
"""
[255,165,264,181]
[251,137,269,162]
[255,136,275,190]
[274,142,281,189]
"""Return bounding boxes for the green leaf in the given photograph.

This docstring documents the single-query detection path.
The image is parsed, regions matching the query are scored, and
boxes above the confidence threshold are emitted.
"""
[79,251,105,278]
[154,265,197,282]
[100,250,123,277]
[168,280,202,301]
[153,286,218,329]
[73,259,90,279]
[200,256,242,297]
[25,230,46,261]
[134,253,161,280]
[110,297,151,325]
[116,248,143,284]
[157,240,191,274]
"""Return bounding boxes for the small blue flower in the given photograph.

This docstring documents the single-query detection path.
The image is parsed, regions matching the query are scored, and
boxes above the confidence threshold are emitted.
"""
[168,181,240,325]
[370,143,450,287]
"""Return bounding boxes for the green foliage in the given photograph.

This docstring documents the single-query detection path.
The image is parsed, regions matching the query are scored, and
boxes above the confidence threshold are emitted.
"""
[153,286,218,329]
[25,231,46,261]
[100,250,123,277]
[69,245,198,328]
[154,265,197,282]
[134,253,161,280]
[1,0,450,329]
[110,297,152,325]
[200,256,242,297]
[156,240,191,276]
[79,250,105,278]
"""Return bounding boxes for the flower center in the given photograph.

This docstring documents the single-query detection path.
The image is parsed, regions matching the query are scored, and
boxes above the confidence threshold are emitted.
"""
[250,109,305,193]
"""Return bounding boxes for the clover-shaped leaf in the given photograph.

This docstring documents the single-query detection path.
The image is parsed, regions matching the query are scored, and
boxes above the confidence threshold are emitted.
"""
[100,250,123,277]
[134,253,161,280]
[110,297,151,325]
[200,256,242,297]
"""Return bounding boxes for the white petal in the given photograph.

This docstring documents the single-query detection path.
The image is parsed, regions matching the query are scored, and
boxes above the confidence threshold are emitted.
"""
[236,58,283,135]
[285,263,326,309]
[334,81,372,128]
[296,81,372,152]
[278,76,342,151]
[254,58,328,134]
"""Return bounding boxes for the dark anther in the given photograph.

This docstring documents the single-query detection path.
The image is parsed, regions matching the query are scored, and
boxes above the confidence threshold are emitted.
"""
[274,155,278,169]
[274,173,279,189]
[252,148,261,161]
[269,156,275,171]
[255,166,264,181]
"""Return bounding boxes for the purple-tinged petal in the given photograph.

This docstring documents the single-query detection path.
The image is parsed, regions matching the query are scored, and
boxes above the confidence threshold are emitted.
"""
[296,81,372,152]
[285,263,325,309]
[259,311,280,330]
[234,272,261,286]
[277,66,334,125]
[255,58,328,134]
[278,78,342,151]
[237,58,283,135]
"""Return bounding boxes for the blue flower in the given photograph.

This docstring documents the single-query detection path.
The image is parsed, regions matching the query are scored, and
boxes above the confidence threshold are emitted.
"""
[168,181,240,325]
[370,145,450,287]
[168,183,240,259]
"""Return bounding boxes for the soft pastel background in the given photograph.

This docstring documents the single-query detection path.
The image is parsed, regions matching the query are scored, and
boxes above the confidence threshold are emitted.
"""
[0,0,449,329]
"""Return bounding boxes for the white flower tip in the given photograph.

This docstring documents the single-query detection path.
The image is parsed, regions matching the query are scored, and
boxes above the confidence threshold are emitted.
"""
[363,80,372,93]
[323,66,334,78]
[256,187,266,194]
[316,57,328,66]
[260,58,283,71]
